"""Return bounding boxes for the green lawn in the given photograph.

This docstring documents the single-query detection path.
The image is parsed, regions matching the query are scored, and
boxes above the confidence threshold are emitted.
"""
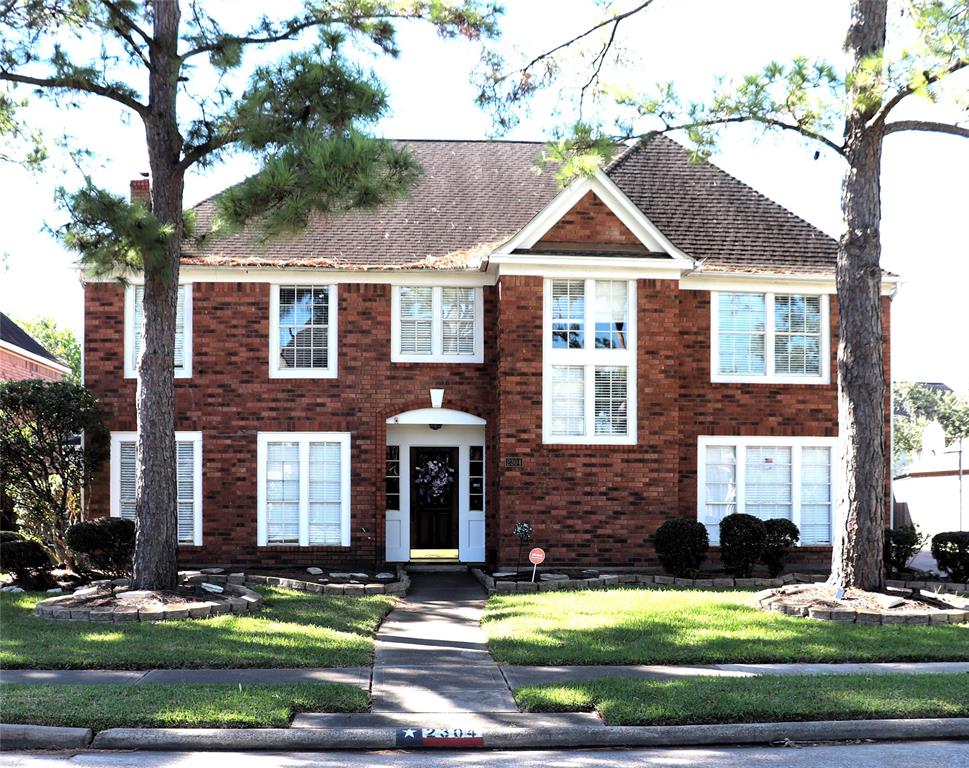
[484,588,969,665]
[515,674,969,725]
[0,587,394,669]
[0,683,367,729]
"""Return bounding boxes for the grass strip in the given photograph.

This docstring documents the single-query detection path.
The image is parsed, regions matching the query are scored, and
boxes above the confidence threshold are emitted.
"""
[0,587,394,669]
[484,588,969,665]
[0,683,367,730]
[514,673,969,725]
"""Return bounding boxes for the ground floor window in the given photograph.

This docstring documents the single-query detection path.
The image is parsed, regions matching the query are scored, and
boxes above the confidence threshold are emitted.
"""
[256,432,351,547]
[697,436,835,546]
[110,431,203,545]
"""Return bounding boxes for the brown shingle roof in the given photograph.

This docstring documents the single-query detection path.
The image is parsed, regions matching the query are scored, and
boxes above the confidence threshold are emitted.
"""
[182,140,560,270]
[182,135,839,275]
[606,135,838,275]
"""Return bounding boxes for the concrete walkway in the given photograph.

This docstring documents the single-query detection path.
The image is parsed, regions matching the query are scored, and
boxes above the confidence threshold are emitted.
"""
[368,572,517,714]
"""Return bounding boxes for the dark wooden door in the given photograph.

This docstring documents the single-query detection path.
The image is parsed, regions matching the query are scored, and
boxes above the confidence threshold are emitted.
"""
[410,447,459,549]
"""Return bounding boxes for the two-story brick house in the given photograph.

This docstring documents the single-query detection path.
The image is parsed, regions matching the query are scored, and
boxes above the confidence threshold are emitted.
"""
[83,136,894,569]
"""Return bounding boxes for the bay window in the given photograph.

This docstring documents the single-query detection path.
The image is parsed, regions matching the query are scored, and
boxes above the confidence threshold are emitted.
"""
[697,436,836,545]
[711,291,829,384]
[543,278,636,444]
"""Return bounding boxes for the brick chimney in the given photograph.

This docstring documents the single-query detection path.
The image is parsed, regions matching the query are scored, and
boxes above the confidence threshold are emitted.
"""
[130,177,151,209]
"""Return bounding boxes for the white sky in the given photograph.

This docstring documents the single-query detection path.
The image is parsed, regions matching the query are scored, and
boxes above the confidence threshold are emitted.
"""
[0,0,967,391]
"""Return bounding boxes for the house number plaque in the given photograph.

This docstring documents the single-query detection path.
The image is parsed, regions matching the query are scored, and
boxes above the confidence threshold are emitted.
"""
[504,457,524,468]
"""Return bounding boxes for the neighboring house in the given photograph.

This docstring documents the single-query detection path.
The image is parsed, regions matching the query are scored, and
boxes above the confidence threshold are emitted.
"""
[894,422,968,541]
[82,136,895,568]
[0,312,71,382]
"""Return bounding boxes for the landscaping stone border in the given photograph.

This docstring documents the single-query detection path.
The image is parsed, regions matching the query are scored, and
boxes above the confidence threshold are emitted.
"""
[33,581,263,622]
[244,567,410,597]
[472,568,969,598]
[755,584,969,625]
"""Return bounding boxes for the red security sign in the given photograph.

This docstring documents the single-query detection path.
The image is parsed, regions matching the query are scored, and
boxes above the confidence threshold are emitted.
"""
[528,547,546,565]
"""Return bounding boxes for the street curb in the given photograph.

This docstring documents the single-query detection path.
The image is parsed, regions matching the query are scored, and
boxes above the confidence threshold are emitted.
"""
[76,717,969,751]
[0,724,93,750]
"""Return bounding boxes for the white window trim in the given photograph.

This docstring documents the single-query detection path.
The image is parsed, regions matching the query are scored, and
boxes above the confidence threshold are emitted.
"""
[123,283,193,379]
[268,284,339,379]
[696,435,838,546]
[542,278,637,445]
[109,431,203,546]
[391,286,484,363]
[256,432,352,547]
[710,291,830,385]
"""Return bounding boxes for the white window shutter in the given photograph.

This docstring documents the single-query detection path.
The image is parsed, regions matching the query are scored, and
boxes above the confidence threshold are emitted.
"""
[119,441,137,521]
[175,441,195,544]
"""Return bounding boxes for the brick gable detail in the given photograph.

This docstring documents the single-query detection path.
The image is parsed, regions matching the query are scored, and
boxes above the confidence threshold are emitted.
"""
[536,191,641,247]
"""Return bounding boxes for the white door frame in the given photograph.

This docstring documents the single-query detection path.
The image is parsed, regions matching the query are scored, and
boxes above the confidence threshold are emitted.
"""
[385,422,486,563]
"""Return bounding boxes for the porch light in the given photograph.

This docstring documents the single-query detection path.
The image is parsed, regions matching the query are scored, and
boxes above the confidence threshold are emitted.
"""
[429,388,444,409]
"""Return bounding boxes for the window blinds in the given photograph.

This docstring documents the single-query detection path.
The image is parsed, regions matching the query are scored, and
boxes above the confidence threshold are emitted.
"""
[133,285,186,371]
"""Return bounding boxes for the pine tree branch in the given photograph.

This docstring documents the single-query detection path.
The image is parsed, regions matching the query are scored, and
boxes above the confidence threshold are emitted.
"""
[96,0,153,70]
[645,115,846,157]
[97,0,154,49]
[870,58,969,128]
[884,119,969,138]
[177,125,243,172]
[0,70,148,116]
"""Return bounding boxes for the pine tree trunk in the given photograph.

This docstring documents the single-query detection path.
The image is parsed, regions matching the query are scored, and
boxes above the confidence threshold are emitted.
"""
[131,0,185,591]
[829,0,887,591]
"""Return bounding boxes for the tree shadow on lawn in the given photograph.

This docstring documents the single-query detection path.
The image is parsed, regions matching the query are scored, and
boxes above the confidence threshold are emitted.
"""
[483,590,969,665]
[0,588,393,670]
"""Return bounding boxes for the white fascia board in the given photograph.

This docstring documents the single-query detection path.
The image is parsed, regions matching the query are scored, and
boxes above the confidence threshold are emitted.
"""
[494,257,687,280]
[84,267,496,287]
[492,170,695,269]
[0,340,73,375]
[680,270,899,297]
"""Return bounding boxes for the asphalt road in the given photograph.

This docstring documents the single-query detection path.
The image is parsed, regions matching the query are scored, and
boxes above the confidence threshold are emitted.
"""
[2,742,969,767]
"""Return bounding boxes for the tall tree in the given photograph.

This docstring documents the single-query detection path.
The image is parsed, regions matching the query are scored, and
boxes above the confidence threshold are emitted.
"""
[478,0,968,590]
[1,0,499,590]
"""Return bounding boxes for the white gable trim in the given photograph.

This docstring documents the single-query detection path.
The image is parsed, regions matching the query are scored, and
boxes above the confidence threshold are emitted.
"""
[493,171,695,268]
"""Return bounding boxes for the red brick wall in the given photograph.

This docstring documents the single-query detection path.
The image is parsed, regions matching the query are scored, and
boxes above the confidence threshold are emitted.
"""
[84,281,499,567]
[537,191,641,247]
[0,349,64,382]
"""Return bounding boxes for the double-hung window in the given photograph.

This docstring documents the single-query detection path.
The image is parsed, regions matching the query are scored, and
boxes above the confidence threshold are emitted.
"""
[110,431,203,545]
[124,284,192,378]
[257,433,351,547]
[711,291,829,384]
[269,285,338,378]
[391,286,484,363]
[543,278,636,444]
[697,436,836,545]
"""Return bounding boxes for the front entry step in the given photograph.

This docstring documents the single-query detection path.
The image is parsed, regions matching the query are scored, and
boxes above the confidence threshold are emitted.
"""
[406,563,469,573]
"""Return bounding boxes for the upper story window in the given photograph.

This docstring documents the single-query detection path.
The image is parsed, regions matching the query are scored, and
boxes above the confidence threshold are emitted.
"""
[110,431,203,546]
[391,286,484,363]
[543,278,637,444]
[256,432,351,547]
[124,284,192,379]
[711,291,829,384]
[269,285,338,378]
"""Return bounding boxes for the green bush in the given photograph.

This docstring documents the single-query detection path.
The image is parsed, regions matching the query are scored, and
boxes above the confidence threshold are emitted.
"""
[761,518,800,577]
[65,517,135,577]
[884,524,927,577]
[0,530,24,543]
[719,513,767,578]
[0,539,52,584]
[654,518,709,577]
[931,532,969,583]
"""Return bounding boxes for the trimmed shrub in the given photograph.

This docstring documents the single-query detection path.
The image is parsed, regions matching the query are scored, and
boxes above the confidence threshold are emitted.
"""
[884,524,928,577]
[0,530,24,543]
[761,518,800,577]
[931,532,969,583]
[655,518,709,577]
[0,539,52,584]
[719,513,768,578]
[65,517,135,577]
